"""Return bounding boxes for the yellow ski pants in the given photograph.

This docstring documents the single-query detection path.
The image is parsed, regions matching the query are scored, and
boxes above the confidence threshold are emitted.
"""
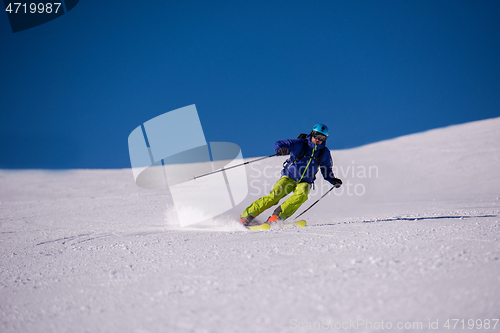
[241,176,311,220]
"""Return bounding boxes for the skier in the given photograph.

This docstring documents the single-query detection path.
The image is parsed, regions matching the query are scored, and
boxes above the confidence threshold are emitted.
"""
[240,123,342,225]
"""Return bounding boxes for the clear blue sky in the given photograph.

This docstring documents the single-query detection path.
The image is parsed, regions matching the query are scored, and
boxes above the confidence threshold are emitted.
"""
[1,0,499,168]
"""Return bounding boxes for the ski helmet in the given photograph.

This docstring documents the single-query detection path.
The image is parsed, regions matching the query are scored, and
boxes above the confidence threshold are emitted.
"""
[311,123,329,140]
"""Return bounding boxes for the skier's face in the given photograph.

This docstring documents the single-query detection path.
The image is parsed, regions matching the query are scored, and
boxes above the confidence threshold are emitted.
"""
[311,136,324,145]
[311,131,327,144]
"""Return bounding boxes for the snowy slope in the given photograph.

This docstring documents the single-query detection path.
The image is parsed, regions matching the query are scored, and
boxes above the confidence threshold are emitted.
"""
[1,118,499,333]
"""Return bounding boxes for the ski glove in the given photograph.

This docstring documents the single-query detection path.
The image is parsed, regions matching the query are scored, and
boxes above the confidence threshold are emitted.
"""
[276,148,290,156]
[330,178,342,188]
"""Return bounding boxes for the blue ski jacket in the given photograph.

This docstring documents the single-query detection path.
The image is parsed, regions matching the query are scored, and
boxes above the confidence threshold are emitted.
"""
[274,134,337,185]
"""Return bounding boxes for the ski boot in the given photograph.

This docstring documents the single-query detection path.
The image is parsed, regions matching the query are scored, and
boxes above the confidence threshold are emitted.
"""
[239,215,254,226]
[266,214,281,223]
[267,206,283,223]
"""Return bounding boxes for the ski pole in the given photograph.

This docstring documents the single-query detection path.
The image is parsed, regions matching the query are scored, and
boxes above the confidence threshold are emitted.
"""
[295,185,336,219]
[193,154,278,180]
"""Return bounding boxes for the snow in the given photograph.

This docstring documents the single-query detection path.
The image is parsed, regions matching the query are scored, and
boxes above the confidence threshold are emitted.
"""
[1,118,499,332]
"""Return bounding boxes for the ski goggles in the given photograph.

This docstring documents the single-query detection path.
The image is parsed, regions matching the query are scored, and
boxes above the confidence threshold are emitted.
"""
[312,131,327,142]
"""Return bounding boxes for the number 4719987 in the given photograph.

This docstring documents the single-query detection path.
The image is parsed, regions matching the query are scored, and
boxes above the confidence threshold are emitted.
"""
[5,3,62,14]
[444,319,499,330]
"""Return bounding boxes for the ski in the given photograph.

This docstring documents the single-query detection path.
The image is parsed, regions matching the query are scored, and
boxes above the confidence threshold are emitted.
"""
[245,219,306,231]
[247,222,271,231]
[282,219,307,228]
